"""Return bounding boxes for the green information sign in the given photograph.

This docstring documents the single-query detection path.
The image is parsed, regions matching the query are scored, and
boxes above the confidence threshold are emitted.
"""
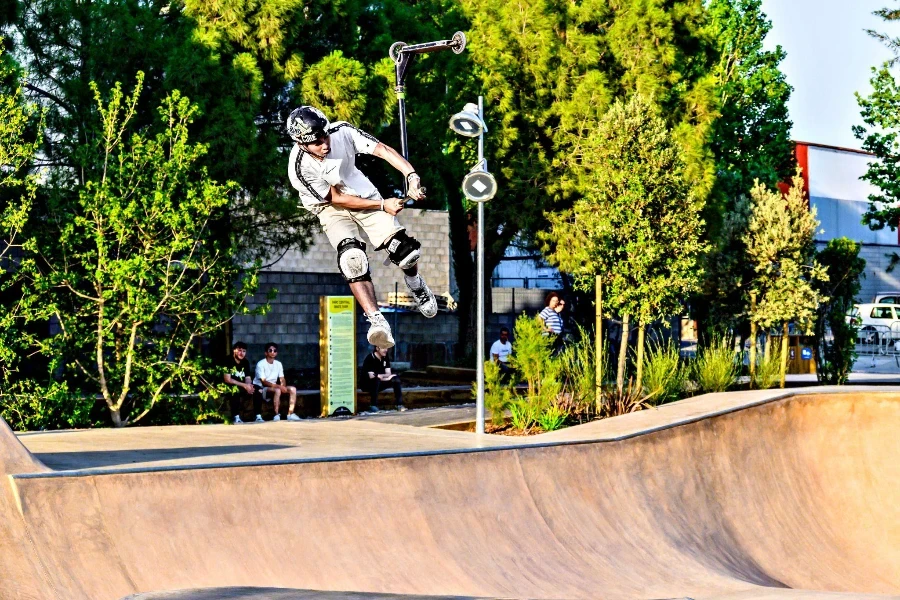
[319,296,357,416]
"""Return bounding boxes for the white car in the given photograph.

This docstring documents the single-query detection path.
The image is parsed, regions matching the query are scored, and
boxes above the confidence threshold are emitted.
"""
[872,292,900,304]
[851,303,900,343]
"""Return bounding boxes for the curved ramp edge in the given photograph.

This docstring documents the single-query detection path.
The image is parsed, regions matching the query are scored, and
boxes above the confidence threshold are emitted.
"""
[4,393,900,600]
[0,417,58,598]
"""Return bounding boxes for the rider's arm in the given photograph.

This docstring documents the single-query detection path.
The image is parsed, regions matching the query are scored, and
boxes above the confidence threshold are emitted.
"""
[328,187,403,215]
[372,142,416,179]
[327,187,383,211]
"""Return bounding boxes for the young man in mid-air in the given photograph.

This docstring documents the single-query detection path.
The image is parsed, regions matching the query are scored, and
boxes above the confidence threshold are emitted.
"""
[286,106,437,349]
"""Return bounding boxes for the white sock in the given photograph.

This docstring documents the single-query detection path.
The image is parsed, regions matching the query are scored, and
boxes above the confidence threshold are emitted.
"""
[404,274,423,290]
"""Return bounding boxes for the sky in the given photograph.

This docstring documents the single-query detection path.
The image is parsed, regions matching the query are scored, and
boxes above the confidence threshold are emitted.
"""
[761,0,900,150]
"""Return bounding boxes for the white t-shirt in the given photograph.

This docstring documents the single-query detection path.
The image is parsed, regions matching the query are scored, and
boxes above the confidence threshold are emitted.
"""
[288,122,381,212]
[490,340,512,363]
[254,359,285,386]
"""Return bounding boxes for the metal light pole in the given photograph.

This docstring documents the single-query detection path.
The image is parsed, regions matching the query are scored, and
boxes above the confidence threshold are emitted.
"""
[476,96,486,435]
[450,98,497,435]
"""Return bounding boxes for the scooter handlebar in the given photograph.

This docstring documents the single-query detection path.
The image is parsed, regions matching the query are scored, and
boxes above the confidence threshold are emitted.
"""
[399,32,466,56]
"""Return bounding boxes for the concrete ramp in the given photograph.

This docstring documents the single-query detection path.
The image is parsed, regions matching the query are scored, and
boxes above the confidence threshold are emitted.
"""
[0,392,898,600]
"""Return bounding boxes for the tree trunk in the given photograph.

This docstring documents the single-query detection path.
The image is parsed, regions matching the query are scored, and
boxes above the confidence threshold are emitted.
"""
[110,408,124,428]
[595,275,603,413]
[749,292,757,386]
[749,320,757,387]
[617,313,630,397]
[635,323,645,394]
[780,321,789,389]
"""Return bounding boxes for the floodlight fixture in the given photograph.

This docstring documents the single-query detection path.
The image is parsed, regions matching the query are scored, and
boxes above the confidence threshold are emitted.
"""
[449,103,487,137]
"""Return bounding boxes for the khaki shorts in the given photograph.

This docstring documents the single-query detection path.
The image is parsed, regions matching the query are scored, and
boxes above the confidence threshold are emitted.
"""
[316,204,405,250]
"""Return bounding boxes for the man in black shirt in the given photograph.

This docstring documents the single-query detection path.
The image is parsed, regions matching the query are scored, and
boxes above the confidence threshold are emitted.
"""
[361,346,405,413]
[222,341,262,424]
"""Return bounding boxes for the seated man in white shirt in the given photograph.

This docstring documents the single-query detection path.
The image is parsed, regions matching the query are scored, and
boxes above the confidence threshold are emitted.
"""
[253,342,300,421]
[490,327,513,377]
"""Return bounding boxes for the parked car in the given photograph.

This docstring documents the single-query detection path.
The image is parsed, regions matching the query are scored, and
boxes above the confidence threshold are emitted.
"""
[872,292,900,304]
[852,303,900,344]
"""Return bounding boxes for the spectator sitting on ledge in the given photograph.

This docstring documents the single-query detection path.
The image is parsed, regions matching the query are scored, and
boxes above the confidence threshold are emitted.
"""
[490,327,513,378]
[362,346,406,413]
[222,341,263,424]
[253,343,300,421]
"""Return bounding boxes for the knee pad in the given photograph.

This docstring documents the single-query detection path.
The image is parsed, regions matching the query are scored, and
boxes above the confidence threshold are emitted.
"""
[337,238,371,283]
[385,231,421,269]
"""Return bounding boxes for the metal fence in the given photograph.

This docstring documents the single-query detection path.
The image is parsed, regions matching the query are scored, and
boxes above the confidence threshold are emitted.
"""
[490,277,562,289]
[855,323,900,366]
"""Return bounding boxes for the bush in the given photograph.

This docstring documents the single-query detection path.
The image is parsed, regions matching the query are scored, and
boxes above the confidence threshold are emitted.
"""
[693,336,738,393]
[477,360,512,427]
[510,313,556,397]
[0,381,96,431]
[752,343,781,390]
[537,403,567,431]
[509,397,538,431]
[504,313,564,432]
[557,325,598,414]
[642,341,685,405]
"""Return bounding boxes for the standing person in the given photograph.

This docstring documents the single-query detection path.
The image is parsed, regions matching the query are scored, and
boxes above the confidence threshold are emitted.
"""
[222,341,263,424]
[253,343,300,421]
[362,346,405,413]
[286,106,437,350]
[553,299,568,353]
[490,327,514,377]
[539,292,564,336]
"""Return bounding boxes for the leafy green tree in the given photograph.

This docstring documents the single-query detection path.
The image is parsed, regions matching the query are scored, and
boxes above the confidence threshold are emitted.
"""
[21,76,262,426]
[866,2,900,63]
[447,0,719,357]
[0,44,40,382]
[854,65,900,231]
[814,238,866,385]
[540,95,707,395]
[706,0,794,213]
[699,0,795,335]
[5,0,404,264]
[745,174,827,388]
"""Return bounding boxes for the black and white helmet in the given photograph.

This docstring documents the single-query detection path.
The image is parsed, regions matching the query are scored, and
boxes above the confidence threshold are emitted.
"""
[286,106,330,143]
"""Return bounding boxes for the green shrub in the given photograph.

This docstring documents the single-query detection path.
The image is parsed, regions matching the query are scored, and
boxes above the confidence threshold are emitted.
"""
[505,313,561,431]
[537,403,567,431]
[642,341,685,405]
[557,325,597,413]
[0,381,96,431]
[509,398,538,431]
[477,360,513,427]
[693,336,738,393]
[752,344,781,390]
[510,313,556,397]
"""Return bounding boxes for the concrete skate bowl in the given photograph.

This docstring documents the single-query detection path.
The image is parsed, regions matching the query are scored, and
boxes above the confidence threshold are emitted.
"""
[0,391,897,600]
